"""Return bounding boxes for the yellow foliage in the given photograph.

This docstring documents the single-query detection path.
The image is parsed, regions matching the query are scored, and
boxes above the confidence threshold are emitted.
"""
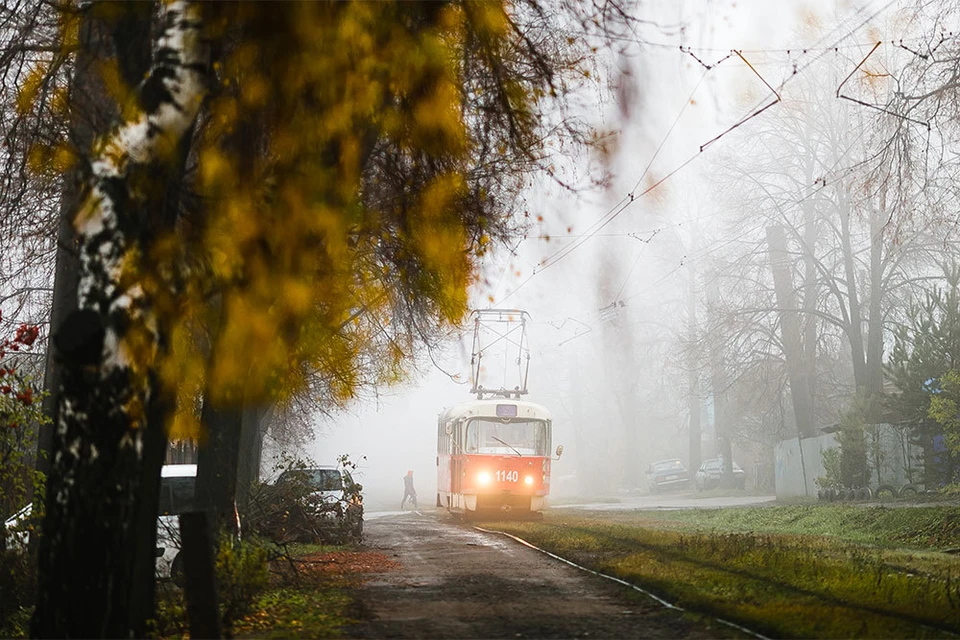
[98,57,136,119]
[26,142,77,177]
[169,408,202,443]
[52,143,78,173]
[468,1,509,38]
[240,74,269,109]
[16,65,47,116]
[50,86,70,117]
[199,148,233,191]
[57,3,81,54]
[28,0,557,434]
[413,79,467,155]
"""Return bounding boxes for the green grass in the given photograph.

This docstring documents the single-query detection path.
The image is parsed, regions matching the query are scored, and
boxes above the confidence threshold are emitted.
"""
[482,506,960,639]
[152,541,356,639]
[233,587,352,639]
[600,504,960,549]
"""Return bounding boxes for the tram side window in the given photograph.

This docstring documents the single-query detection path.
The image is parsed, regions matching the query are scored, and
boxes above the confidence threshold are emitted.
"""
[437,422,452,454]
[537,424,550,456]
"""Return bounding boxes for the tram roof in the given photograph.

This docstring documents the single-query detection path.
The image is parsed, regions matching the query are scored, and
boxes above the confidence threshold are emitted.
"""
[439,397,551,422]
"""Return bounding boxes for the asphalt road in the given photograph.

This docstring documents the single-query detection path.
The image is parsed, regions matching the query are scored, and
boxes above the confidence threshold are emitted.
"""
[345,510,732,639]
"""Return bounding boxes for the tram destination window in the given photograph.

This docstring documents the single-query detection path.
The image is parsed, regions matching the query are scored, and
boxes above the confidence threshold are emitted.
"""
[465,418,548,455]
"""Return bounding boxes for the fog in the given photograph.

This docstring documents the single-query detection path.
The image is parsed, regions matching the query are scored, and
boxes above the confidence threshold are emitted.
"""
[306,0,951,508]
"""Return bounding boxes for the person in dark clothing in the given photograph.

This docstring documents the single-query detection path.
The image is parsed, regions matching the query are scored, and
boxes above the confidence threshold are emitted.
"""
[401,470,418,510]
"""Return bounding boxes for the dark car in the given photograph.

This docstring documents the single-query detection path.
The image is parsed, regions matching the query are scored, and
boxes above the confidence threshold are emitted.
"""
[645,459,689,493]
[694,458,746,491]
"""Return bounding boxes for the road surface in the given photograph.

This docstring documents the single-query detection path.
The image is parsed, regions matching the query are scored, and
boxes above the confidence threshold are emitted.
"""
[345,511,732,639]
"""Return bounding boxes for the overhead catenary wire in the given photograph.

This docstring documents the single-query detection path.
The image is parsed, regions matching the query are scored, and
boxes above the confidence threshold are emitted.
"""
[500,71,710,304]
[533,62,892,331]
[499,0,901,305]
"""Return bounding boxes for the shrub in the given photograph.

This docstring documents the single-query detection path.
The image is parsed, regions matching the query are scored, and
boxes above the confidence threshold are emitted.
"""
[817,447,843,490]
[0,317,47,522]
[216,535,269,635]
[242,455,362,546]
[149,582,188,639]
[0,543,34,638]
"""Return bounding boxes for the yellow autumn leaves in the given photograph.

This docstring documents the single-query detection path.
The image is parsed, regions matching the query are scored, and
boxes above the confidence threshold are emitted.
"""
[169,2,503,436]
[20,1,535,441]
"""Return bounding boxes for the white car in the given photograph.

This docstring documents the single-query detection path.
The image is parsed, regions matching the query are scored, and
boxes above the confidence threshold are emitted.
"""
[155,463,198,584]
[2,463,198,585]
[2,502,32,548]
[275,465,363,541]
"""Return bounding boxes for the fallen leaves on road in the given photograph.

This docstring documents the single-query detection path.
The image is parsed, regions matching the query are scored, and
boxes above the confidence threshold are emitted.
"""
[298,551,401,577]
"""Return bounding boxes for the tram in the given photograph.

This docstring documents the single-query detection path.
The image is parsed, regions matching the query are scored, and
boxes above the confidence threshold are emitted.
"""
[436,397,561,516]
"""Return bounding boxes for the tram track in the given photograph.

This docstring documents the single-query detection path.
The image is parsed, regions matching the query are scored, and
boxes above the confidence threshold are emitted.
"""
[474,525,770,640]
[346,512,731,639]
[474,521,960,639]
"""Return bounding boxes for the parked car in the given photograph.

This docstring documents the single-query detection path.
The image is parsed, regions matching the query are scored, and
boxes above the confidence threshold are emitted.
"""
[2,502,32,549]
[156,463,198,585]
[645,459,690,493]
[3,464,200,586]
[694,458,746,491]
[275,465,363,541]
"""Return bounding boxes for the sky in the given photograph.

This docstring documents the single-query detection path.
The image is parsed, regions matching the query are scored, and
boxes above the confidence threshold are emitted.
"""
[307,0,903,509]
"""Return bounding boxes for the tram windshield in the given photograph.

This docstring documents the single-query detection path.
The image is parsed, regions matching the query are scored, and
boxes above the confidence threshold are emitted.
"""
[465,419,549,456]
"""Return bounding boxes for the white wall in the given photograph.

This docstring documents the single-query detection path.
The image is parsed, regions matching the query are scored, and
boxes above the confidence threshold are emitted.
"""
[774,433,837,498]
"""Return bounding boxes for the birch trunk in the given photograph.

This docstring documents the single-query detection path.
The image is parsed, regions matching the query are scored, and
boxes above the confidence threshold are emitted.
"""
[33,4,208,635]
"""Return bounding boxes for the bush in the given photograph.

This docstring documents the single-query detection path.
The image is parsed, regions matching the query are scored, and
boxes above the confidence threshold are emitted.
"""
[0,318,48,523]
[149,535,270,638]
[217,536,270,635]
[817,447,843,490]
[150,582,188,639]
[0,543,34,638]
[242,455,362,546]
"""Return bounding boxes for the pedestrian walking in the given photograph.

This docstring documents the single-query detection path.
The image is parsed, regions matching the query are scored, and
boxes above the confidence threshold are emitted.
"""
[401,470,418,510]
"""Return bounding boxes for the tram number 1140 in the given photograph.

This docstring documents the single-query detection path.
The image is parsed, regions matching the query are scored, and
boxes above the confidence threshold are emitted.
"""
[496,469,519,482]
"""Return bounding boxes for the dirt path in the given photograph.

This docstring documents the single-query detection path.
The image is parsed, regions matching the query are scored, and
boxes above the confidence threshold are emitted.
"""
[344,511,732,639]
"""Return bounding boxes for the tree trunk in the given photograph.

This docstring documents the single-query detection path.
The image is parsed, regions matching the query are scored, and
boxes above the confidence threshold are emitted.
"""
[837,189,868,390]
[236,404,272,510]
[766,224,816,438]
[864,189,886,396]
[687,267,701,475]
[36,3,124,496]
[704,282,733,487]
[129,376,174,637]
[32,4,208,635]
[196,402,244,536]
[688,368,701,475]
[708,343,734,487]
[800,157,819,424]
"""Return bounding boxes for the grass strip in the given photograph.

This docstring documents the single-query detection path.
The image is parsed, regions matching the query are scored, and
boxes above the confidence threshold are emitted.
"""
[606,504,960,550]
[233,586,352,639]
[486,516,960,638]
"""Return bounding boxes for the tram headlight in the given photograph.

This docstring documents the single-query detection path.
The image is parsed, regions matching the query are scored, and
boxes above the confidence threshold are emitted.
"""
[524,475,534,486]
[476,471,492,486]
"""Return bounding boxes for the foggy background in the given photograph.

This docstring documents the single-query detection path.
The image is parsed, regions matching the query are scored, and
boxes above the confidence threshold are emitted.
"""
[297,0,935,509]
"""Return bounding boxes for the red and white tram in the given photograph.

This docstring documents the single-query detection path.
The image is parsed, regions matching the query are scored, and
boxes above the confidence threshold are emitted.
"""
[436,397,559,516]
